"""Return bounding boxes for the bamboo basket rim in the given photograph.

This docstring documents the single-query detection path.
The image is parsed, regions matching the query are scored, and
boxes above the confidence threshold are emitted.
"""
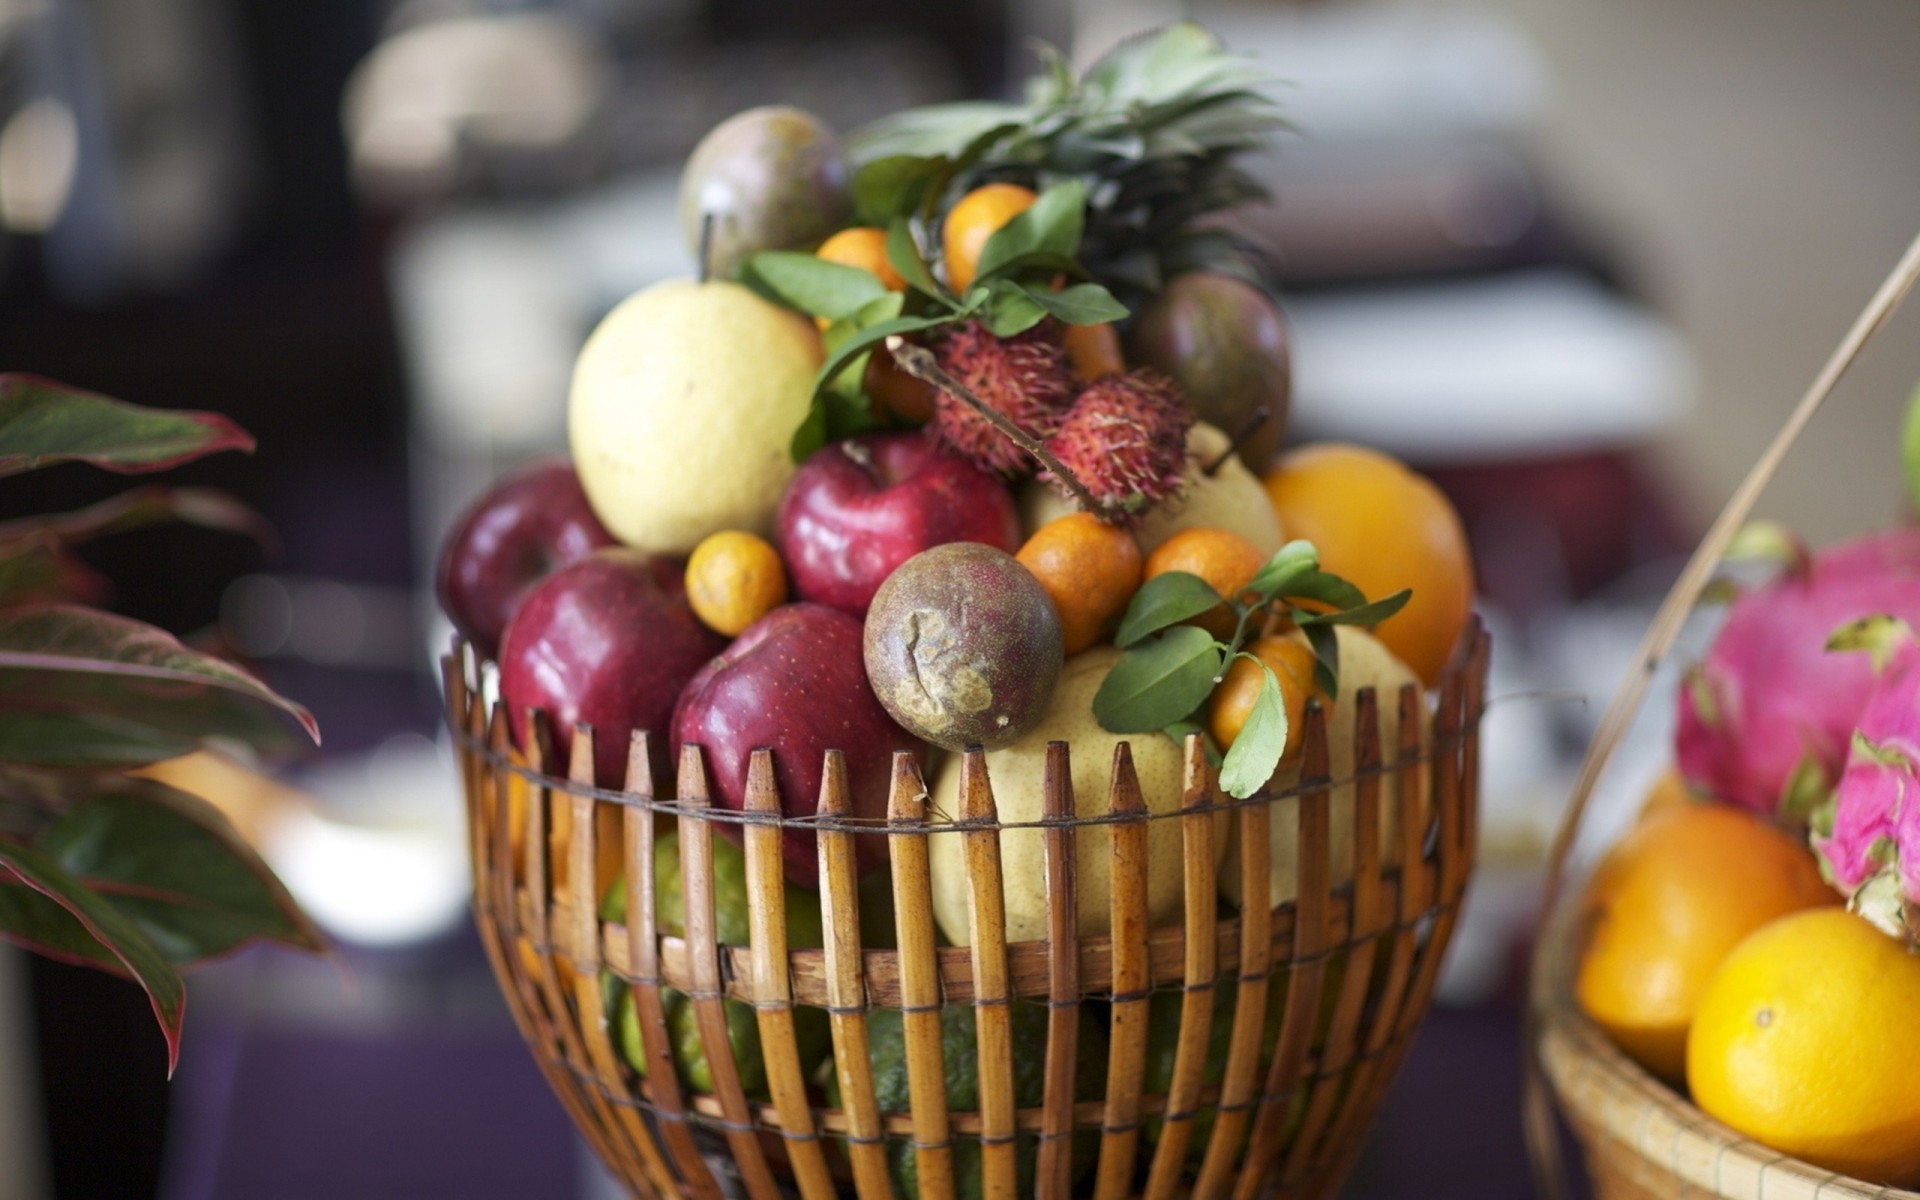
[1534,906,1920,1200]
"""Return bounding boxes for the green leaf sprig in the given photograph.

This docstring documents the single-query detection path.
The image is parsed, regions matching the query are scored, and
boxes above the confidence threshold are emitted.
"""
[1091,540,1411,800]
[738,180,1129,462]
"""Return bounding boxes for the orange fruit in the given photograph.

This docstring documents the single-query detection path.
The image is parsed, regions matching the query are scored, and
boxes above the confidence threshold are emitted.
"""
[685,531,788,636]
[1637,767,1696,821]
[816,225,905,292]
[1063,322,1125,382]
[1688,908,1920,1185]
[942,183,1036,293]
[1573,803,1836,1084]
[1206,634,1319,760]
[863,340,938,425]
[1261,443,1473,685]
[1015,512,1144,655]
[1142,526,1267,639]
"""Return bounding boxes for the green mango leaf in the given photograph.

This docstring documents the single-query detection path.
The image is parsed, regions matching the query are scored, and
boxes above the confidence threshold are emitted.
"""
[1114,571,1225,648]
[792,304,947,461]
[1303,622,1339,700]
[0,838,185,1073]
[1219,664,1288,799]
[980,283,1049,337]
[853,155,946,226]
[0,375,253,478]
[37,774,325,964]
[1295,588,1413,630]
[1904,380,1920,518]
[973,180,1086,283]
[0,605,319,767]
[1278,570,1368,613]
[1022,281,1129,326]
[741,251,889,321]
[885,218,946,300]
[0,485,273,551]
[1093,625,1222,734]
[1246,540,1321,600]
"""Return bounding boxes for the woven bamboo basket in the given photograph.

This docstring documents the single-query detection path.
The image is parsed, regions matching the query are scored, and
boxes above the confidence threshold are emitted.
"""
[443,619,1488,1200]
[1525,230,1920,1200]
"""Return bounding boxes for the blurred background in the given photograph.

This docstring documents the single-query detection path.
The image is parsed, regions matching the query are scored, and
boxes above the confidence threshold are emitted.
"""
[2,0,1919,1197]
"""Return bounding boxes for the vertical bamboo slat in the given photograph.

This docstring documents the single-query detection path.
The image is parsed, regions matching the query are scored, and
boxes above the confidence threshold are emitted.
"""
[740,751,836,1200]
[888,753,956,1200]
[622,736,721,1199]
[1143,737,1221,1200]
[1236,705,1334,1198]
[1095,745,1152,1199]
[676,748,782,1200]
[568,728,680,1198]
[958,750,1019,1200]
[1038,741,1081,1200]
[1192,777,1274,1200]
[819,751,892,1200]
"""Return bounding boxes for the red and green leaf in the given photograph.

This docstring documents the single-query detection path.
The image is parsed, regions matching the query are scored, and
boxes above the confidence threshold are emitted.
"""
[0,375,253,478]
[0,486,275,551]
[0,838,185,1072]
[0,605,318,767]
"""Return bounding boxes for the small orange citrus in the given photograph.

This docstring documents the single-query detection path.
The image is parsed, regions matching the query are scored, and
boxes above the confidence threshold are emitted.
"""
[1688,908,1920,1185]
[1143,526,1267,639]
[1063,322,1125,382]
[863,341,938,425]
[1261,443,1473,685]
[1574,803,1836,1084]
[1207,634,1319,760]
[1015,512,1144,655]
[942,183,1037,293]
[816,225,905,292]
[685,531,788,636]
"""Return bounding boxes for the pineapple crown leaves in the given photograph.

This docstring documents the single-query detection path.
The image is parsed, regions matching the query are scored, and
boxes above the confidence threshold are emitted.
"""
[847,23,1291,297]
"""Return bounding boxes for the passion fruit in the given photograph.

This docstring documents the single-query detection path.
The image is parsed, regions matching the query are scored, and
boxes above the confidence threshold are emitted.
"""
[863,542,1063,751]
[1128,271,1292,473]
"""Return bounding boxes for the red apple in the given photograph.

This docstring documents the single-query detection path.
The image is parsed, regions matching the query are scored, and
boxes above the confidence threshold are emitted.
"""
[437,458,617,658]
[775,429,1020,616]
[499,549,725,789]
[670,603,923,885]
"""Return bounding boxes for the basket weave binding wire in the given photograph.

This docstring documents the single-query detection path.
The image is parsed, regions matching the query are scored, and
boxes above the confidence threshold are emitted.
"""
[444,619,1489,1200]
[1524,227,1920,1200]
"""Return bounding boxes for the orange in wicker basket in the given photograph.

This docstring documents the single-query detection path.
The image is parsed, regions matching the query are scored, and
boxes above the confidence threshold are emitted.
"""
[443,620,1488,1199]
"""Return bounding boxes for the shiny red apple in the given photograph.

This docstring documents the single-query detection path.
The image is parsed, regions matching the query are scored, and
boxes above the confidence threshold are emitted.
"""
[498,549,725,790]
[670,603,923,885]
[437,458,618,658]
[775,429,1020,616]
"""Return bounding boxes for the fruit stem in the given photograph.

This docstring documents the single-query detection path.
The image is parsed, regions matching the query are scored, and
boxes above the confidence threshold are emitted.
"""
[1203,406,1271,477]
[697,212,717,284]
[884,336,1118,520]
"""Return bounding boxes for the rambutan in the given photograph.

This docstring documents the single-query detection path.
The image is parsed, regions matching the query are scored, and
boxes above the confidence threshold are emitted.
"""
[1043,369,1194,523]
[928,320,1075,476]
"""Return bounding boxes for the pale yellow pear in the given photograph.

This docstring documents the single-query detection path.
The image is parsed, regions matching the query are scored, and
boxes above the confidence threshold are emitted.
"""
[1219,626,1427,909]
[926,646,1217,945]
[569,279,822,555]
[1018,421,1284,557]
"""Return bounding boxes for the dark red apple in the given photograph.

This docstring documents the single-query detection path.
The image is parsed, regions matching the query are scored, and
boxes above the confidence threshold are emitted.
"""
[775,429,1020,616]
[499,549,725,789]
[670,603,923,886]
[437,458,617,658]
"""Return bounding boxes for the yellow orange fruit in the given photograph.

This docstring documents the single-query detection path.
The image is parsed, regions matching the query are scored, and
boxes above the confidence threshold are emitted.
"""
[1014,511,1143,655]
[1206,634,1318,760]
[1143,526,1266,639]
[942,183,1036,293]
[685,530,787,637]
[1063,322,1125,382]
[816,225,905,292]
[1573,803,1836,1084]
[1689,908,1920,1185]
[1261,443,1473,684]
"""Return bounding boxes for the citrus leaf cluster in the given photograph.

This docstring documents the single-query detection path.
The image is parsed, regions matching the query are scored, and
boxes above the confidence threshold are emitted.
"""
[1091,540,1410,800]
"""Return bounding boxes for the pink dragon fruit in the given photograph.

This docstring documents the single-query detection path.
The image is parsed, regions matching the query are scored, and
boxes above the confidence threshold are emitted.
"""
[1813,616,1920,945]
[1676,527,1920,815]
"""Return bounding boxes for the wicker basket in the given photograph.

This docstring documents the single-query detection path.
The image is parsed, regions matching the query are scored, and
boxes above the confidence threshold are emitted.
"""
[1534,906,1920,1200]
[442,620,1488,1200]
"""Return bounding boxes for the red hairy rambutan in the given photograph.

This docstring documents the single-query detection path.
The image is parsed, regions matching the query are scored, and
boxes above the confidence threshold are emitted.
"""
[1043,369,1194,522]
[928,320,1075,476]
